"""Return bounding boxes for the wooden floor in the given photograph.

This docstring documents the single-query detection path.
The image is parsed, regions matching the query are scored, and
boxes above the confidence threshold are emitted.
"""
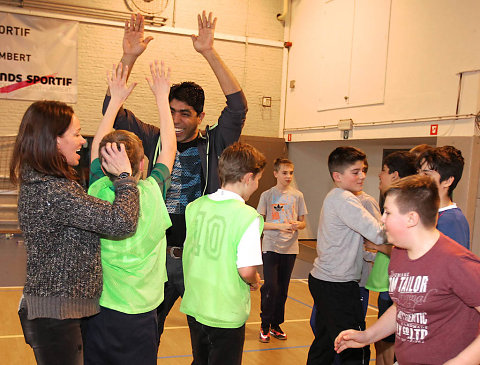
[0,238,380,364]
[0,282,380,365]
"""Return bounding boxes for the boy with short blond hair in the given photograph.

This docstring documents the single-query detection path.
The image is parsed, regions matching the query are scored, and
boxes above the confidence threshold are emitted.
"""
[307,146,385,365]
[180,142,266,365]
[257,157,308,342]
[335,175,480,365]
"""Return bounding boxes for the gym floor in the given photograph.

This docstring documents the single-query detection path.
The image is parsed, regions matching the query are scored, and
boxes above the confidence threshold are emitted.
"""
[0,236,379,364]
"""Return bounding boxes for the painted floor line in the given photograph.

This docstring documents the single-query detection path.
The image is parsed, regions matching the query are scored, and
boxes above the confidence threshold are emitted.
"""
[0,286,23,291]
[158,345,312,359]
[165,318,311,330]
[0,335,24,339]
[244,344,310,353]
[287,295,313,309]
[247,318,310,326]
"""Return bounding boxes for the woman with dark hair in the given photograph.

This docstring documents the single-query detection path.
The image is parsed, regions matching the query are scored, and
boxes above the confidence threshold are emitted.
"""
[10,100,140,365]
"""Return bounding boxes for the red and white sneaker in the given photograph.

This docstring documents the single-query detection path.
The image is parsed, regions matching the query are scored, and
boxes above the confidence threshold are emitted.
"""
[259,327,270,343]
[270,325,287,340]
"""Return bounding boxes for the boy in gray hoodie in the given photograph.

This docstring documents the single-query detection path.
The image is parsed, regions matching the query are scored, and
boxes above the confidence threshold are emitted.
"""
[307,146,385,365]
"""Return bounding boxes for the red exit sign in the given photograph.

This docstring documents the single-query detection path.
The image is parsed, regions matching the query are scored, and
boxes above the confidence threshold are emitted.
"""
[430,124,438,135]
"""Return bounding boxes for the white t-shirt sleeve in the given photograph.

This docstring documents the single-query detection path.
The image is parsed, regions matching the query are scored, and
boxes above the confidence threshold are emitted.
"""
[236,216,263,268]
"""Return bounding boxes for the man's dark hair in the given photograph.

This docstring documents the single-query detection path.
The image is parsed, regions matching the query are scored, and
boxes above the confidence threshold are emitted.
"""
[417,146,464,199]
[169,81,205,115]
[383,151,417,178]
[328,146,366,178]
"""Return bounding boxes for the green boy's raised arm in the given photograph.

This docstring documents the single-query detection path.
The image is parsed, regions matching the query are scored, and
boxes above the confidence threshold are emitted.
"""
[92,63,137,162]
[146,60,175,173]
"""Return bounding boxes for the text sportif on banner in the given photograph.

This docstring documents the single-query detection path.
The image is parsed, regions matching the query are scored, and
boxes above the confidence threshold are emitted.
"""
[0,12,78,103]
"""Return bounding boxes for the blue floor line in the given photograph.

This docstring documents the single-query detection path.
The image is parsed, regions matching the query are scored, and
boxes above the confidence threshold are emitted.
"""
[244,344,310,352]
[158,354,192,359]
[158,347,377,361]
[287,295,313,309]
[157,345,311,359]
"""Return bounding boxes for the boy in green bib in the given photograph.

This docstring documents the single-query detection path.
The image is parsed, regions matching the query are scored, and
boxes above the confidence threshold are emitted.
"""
[180,142,266,365]
[83,61,176,365]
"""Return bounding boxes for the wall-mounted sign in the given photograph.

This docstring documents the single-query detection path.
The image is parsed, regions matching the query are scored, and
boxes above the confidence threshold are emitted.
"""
[0,12,78,103]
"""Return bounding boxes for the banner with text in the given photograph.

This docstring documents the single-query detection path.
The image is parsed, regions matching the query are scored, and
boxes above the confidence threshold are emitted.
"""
[0,12,78,102]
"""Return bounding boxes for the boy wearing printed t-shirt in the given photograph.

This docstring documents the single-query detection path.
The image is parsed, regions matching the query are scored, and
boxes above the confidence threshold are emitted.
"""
[335,175,480,365]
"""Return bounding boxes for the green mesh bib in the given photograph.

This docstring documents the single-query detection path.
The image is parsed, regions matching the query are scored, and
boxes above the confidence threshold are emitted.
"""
[88,176,171,314]
[365,252,390,292]
[180,196,263,328]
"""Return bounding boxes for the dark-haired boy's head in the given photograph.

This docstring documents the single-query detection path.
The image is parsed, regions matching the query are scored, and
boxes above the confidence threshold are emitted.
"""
[99,130,144,180]
[379,151,417,194]
[219,142,266,186]
[328,147,367,193]
[328,147,366,178]
[417,146,464,199]
[385,175,439,229]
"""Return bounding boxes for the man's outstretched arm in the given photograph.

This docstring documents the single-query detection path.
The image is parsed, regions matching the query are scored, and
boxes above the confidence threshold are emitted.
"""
[192,11,242,96]
[107,13,153,96]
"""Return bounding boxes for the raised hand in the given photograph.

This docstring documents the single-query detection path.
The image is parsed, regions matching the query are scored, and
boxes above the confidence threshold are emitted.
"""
[107,63,137,104]
[146,60,171,100]
[191,10,216,54]
[123,13,153,58]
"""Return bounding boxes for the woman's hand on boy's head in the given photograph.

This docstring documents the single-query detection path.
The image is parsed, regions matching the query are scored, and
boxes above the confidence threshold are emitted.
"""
[146,60,171,99]
[101,142,132,176]
[107,63,137,104]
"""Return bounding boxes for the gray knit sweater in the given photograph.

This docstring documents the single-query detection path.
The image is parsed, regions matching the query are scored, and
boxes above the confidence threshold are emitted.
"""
[18,166,139,320]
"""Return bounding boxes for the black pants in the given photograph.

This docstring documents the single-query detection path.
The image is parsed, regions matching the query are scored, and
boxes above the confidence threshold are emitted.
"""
[260,251,296,328]
[157,255,184,342]
[187,315,245,365]
[307,275,370,365]
[83,306,158,365]
[18,300,84,365]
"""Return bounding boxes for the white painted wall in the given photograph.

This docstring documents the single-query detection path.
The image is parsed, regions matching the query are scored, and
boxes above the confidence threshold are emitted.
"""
[284,0,480,141]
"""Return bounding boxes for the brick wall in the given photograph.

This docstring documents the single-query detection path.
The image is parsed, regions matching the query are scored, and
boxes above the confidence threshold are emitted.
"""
[0,0,285,138]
